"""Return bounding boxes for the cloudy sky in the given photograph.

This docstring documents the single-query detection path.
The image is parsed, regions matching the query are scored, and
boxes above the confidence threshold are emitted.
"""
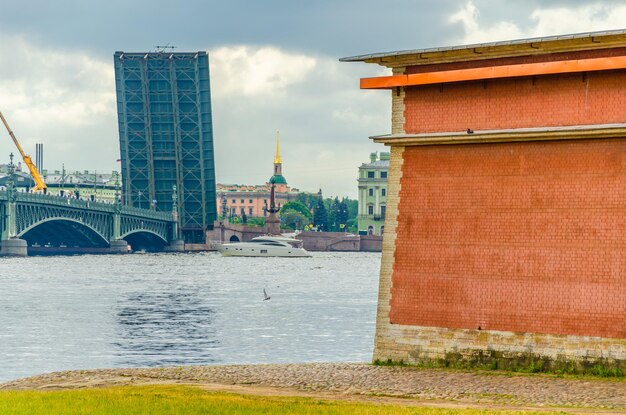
[1,1,625,198]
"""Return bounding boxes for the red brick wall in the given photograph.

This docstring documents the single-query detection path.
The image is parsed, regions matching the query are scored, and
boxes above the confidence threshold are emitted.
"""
[390,139,626,338]
[403,71,626,134]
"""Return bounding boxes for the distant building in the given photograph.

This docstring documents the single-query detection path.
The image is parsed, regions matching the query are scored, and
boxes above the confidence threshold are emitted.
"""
[0,169,34,191]
[217,183,300,219]
[114,51,217,243]
[357,152,389,235]
[216,134,300,219]
[43,169,120,203]
[0,161,24,174]
[0,161,120,202]
[0,160,38,191]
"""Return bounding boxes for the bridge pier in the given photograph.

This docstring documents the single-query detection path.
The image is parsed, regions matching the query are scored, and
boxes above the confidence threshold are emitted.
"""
[0,238,28,256]
[109,239,129,254]
[164,239,185,252]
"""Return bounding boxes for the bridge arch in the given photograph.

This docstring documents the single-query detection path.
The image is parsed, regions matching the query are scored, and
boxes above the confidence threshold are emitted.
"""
[120,230,168,251]
[18,218,110,248]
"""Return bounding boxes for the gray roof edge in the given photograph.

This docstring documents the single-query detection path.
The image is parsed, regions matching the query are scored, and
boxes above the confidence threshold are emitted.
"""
[339,28,626,63]
[114,51,207,57]
[360,160,390,168]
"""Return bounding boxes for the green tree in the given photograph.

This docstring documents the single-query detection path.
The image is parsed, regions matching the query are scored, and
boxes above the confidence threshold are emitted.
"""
[313,196,329,231]
[337,198,350,231]
[328,197,341,231]
[246,217,266,227]
[280,209,308,230]
[347,217,358,233]
[345,198,358,220]
[296,192,318,210]
[295,192,358,232]
[280,201,312,221]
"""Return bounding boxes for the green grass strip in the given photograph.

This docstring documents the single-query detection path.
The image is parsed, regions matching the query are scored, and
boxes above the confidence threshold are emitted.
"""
[0,384,559,414]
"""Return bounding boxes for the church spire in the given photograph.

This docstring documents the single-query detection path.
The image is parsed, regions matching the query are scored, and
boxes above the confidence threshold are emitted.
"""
[274,130,281,164]
[270,130,287,185]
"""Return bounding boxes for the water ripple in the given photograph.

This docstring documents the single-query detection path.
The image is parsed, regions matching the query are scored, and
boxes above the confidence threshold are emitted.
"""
[0,252,380,381]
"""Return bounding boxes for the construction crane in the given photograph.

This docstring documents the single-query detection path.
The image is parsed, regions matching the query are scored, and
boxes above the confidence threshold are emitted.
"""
[0,112,47,192]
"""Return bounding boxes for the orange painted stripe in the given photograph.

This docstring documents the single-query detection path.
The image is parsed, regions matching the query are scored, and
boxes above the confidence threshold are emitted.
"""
[360,56,626,89]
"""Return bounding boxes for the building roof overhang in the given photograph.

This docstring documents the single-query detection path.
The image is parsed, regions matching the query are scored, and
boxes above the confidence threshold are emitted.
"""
[371,123,626,147]
[340,29,626,68]
[360,55,626,89]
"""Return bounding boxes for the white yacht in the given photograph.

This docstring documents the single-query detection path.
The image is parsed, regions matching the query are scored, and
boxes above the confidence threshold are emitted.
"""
[216,236,311,257]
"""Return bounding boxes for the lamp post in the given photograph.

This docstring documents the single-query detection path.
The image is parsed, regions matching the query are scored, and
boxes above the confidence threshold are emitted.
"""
[113,171,121,206]
[7,153,15,203]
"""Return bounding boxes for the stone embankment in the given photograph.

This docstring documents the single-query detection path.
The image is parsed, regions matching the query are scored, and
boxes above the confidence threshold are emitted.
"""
[2,363,626,412]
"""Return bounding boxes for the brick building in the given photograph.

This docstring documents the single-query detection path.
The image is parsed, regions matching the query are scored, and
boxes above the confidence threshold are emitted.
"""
[216,182,299,219]
[342,30,626,371]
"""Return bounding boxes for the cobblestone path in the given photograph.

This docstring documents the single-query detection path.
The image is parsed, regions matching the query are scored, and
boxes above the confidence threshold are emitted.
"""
[2,363,625,411]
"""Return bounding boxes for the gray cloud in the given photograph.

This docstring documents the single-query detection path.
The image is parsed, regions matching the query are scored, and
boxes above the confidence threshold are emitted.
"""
[0,0,463,58]
[210,46,389,197]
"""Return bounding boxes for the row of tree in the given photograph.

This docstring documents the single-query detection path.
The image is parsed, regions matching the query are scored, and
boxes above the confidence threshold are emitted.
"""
[224,192,359,232]
[276,193,357,232]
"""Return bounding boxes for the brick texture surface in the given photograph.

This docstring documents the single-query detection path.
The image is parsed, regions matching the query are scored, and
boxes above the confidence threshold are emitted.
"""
[390,139,626,339]
[403,70,626,134]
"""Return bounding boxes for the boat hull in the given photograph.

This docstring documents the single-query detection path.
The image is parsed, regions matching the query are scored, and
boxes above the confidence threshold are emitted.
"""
[216,244,311,257]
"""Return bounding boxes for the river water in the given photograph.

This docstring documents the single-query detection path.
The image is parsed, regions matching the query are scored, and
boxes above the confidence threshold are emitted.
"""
[0,252,380,382]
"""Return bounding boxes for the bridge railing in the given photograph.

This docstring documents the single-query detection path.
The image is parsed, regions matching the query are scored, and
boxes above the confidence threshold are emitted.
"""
[12,191,116,211]
[120,205,174,221]
[0,191,174,222]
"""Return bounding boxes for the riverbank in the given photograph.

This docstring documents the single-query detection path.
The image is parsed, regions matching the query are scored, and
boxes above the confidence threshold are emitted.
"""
[2,363,625,413]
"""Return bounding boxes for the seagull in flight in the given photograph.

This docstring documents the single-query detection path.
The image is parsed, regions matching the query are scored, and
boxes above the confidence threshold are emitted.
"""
[263,288,271,301]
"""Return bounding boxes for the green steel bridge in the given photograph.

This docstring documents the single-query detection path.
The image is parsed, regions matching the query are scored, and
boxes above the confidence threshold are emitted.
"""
[0,189,182,256]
